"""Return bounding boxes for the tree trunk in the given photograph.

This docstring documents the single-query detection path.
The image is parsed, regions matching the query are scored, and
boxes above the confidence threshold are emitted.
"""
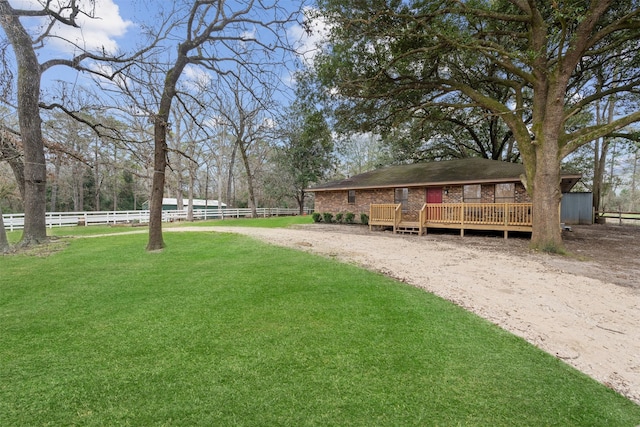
[147,116,169,250]
[93,140,101,211]
[72,163,83,211]
[593,137,609,217]
[593,93,616,218]
[630,150,638,212]
[147,58,188,251]
[0,204,9,253]
[226,140,238,207]
[530,123,563,251]
[298,189,305,215]
[173,120,184,212]
[78,171,84,212]
[0,3,48,245]
[187,165,194,222]
[112,146,118,211]
[238,139,257,217]
[50,154,61,212]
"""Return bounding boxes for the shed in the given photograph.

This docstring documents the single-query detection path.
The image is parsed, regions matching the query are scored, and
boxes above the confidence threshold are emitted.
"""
[142,198,226,211]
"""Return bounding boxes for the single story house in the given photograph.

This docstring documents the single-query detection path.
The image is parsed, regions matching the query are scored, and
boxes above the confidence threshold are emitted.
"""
[307,158,581,238]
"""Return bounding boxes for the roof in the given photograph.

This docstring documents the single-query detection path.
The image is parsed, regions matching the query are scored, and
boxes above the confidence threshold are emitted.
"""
[308,158,581,192]
[162,198,227,208]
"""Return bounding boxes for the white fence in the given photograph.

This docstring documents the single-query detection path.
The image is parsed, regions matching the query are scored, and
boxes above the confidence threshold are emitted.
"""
[2,207,309,231]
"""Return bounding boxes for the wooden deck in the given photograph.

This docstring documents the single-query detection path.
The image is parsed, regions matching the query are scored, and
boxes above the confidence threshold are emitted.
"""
[369,203,533,238]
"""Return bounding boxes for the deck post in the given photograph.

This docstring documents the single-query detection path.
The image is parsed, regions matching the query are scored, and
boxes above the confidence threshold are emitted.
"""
[504,203,509,239]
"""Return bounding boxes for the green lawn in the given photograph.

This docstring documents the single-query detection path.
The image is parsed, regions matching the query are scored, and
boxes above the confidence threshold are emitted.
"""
[1,230,639,425]
[5,215,312,242]
[168,214,314,228]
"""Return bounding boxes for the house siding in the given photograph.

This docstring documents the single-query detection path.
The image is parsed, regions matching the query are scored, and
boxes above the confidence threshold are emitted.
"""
[315,188,394,219]
[314,182,531,222]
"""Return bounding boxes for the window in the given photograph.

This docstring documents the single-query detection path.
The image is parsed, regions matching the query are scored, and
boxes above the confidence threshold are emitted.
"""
[495,183,515,203]
[348,190,356,204]
[463,184,481,203]
[394,188,409,210]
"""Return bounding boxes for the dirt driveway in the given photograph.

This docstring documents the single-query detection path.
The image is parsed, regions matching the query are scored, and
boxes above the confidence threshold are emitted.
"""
[424,223,640,290]
[184,223,640,405]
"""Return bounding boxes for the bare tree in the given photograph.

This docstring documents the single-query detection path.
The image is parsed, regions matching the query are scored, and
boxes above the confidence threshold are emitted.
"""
[0,0,46,244]
[0,0,160,245]
[132,0,297,250]
[213,73,277,217]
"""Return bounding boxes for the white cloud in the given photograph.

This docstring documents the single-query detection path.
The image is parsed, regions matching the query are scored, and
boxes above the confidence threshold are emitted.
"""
[11,0,133,55]
[240,28,257,42]
[180,65,212,91]
[288,7,331,68]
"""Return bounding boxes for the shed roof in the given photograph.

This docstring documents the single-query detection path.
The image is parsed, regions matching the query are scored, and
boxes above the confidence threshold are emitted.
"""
[161,198,226,208]
[309,158,581,192]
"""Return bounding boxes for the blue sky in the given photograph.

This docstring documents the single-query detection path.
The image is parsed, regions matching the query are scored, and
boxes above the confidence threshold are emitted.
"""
[6,0,322,110]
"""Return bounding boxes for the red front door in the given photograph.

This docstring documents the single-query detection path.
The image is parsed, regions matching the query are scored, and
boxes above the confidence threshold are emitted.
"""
[426,187,443,204]
[426,187,443,220]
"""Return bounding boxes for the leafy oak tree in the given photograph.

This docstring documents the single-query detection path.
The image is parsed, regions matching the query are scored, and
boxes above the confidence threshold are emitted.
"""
[278,105,333,214]
[314,0,640,251]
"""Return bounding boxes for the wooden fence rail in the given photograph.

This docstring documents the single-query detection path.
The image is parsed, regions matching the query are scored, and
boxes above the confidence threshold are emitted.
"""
[598,211,640,225]
[2,208,310,231]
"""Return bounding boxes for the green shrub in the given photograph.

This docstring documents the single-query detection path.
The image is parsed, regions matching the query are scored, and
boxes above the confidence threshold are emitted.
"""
[322,212,334,223]
[311,212,322,223]
[335,213,344,223]
[345,212,355,224]
[360,213,369,225]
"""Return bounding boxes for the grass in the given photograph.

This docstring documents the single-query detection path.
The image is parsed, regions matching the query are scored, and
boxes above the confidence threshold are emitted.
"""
[5,225,147,243]
[5,216,313,243]
[1,230,639,425]
[168,215,314,228]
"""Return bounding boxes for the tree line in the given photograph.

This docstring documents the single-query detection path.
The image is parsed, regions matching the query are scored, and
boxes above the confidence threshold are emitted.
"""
[2,0,640,253]
[0,0,334,251]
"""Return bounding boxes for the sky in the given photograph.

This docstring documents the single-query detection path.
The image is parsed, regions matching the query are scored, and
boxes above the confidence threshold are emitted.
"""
[5,0,325,110]
[9,0,133,54]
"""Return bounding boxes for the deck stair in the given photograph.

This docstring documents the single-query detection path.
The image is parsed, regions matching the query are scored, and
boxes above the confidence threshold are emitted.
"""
[395,221,423,235]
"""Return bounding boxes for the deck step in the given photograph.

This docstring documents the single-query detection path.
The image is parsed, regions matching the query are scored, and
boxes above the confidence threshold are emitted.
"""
[395,225,423,236]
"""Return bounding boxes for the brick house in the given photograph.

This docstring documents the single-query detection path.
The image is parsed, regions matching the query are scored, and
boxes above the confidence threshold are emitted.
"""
[308,158,581,237]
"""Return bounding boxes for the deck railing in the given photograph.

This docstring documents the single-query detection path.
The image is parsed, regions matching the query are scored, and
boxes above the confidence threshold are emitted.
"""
[369,204,402,230]
[424,203,532,227]
[370,202,533,236]
[394,203,402,229]
[419,203,427,227]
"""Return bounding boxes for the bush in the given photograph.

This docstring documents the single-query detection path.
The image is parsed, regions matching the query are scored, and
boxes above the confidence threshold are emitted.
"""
[335,213,344,223]
[322,212,334,223]
[360,213,369,225]
[345,212,355,224]
[311,212,322,223]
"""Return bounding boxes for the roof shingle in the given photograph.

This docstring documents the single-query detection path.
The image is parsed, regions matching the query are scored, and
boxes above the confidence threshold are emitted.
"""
[308,158,581,192]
